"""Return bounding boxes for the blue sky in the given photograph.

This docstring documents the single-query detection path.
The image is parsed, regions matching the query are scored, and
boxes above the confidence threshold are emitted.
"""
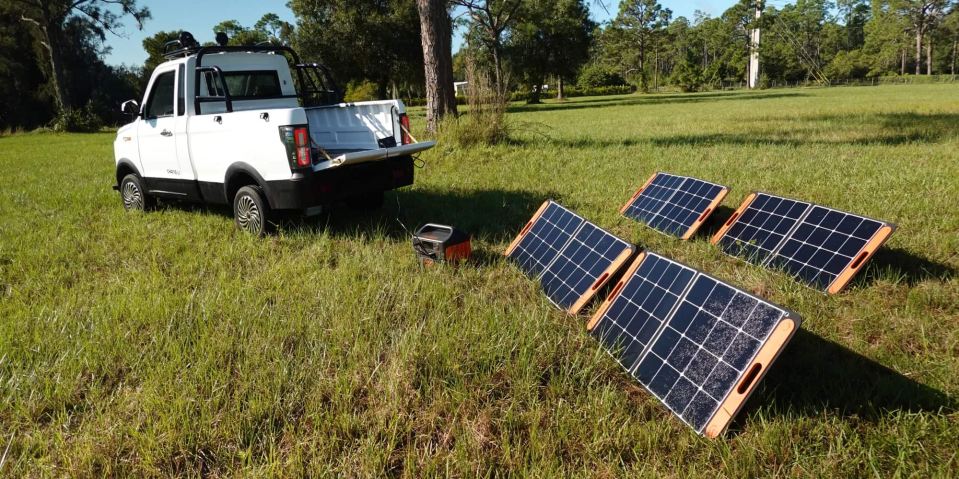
[103,0,731,67]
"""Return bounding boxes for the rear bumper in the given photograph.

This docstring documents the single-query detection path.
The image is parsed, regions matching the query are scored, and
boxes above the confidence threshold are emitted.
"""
[264,155,414,210]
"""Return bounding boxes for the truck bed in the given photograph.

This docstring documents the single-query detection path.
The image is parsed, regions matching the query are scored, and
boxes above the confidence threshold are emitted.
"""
[305,100,434,170]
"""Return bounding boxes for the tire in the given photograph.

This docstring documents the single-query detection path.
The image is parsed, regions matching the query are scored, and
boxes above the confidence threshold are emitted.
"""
[347,191,385,211]
[119,173,155,211]
[233,185,272,237]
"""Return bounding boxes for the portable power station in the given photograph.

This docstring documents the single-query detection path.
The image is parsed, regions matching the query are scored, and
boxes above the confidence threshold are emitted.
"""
[411,224,471,265]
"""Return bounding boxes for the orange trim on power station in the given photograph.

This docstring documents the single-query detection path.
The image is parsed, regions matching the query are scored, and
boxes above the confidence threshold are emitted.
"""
[681,186,730,240]
[587,251,647,331]
[570,246,636,316]
[504,200,551,257]
[710,192,758,245]
[827,224,896,294]
[704,317,797,438]
[620,172,660,215]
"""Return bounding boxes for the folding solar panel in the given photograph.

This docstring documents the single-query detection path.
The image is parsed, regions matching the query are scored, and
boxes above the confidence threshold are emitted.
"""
[712,193,896,294]
[621,172,729,240]
[587,251,800,437]
[506,201,635,314]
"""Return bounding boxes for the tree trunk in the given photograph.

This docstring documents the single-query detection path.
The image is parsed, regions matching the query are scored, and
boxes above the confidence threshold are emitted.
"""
[952,39,957,75]
[416,0,457,133]
[556,77,564,100]
[22,16,72,113]
[926,38,932,75]
[491,46,504,96]
[915,28,923,76]
[901,49,906,76]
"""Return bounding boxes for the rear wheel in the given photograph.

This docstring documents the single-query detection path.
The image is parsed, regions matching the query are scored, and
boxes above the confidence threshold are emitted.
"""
[119,173,155,211]
[233,185,272,237]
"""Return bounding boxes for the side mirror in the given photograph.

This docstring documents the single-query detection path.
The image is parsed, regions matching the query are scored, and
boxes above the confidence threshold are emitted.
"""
[121,100,140,117]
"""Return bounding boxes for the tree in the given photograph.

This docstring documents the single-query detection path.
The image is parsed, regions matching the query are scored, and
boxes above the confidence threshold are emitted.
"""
[416,0,457,132]
[142,30,182,76]
[894,0,950,75]
[613,0,672,91]
[454,0,524,95]
[508,0,594,102]
[289,0,423,98]
[5,0,149,113]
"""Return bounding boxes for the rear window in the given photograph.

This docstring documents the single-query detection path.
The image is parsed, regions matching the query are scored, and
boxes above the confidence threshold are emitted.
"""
[207,70,283,99]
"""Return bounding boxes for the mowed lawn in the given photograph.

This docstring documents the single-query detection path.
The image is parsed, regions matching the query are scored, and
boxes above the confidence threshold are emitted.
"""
[1,84,958,477]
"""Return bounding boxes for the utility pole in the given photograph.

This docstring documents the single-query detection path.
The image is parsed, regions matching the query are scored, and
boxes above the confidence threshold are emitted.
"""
[748,2,762,89]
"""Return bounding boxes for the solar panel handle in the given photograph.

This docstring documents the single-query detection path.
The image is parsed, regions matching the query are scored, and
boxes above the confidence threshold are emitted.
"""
[591,273,610,291]
[737,363,763,395]
[724,212,739,226]
[849,251,869,270]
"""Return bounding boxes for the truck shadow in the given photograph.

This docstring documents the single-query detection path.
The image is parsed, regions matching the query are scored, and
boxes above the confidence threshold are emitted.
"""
[297,187,555,244]
[728,330,955,435]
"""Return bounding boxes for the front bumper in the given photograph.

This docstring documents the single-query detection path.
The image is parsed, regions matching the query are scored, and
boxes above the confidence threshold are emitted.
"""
[264,155,414,211]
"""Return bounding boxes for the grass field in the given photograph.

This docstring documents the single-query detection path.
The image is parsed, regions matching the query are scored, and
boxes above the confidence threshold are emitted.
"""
[1,84,958,477]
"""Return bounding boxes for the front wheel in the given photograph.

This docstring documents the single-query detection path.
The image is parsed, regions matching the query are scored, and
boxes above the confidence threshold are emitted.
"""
[119,173,155,211]
[233,185,272,237]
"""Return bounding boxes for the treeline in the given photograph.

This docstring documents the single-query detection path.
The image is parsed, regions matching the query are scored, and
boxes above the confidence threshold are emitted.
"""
[0,1,145,131]
[288,0,959,102]
[2,0,958,131]
[590,0,959,92]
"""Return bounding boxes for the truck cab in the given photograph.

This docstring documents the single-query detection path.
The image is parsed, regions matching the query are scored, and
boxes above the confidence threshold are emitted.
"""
[114,32,434,236]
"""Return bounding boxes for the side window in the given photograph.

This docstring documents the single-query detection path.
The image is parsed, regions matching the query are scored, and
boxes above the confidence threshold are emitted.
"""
[145,71,175,119]
[177,65,185,116]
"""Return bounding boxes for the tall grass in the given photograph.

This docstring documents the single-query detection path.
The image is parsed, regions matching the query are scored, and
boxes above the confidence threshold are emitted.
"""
[437,58,510,147]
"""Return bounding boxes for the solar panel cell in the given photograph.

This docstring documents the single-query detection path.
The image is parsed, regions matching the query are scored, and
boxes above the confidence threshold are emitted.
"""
[767,205,887,291]
[506,200,635,314]
[588,251,800,437]
[622,172,728,239]
[716,193,810,264]
[508,202,584,278]
[713,193,895,293]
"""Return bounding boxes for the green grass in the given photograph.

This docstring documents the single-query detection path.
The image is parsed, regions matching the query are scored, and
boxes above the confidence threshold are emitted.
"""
[1,84,958,477]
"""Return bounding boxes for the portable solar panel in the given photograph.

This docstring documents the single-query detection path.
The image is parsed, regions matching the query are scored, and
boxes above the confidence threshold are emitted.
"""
[621,172,729,240]
[587,251,801,437]
[711,193,896,294]
[506,201,635,314]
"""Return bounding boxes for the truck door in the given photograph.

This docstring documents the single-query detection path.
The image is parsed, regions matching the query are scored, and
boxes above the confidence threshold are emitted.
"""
[138,68,182,188]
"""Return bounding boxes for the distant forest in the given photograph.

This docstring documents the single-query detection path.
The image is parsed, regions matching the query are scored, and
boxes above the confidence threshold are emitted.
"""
[1,0,957,131]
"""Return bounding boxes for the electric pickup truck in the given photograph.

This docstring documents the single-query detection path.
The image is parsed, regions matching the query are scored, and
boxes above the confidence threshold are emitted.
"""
[113,32,435,236]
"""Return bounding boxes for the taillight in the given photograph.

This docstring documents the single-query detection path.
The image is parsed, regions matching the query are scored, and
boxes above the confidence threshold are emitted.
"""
[294,127,311,167]
[279,125,312,169]
[399,113,412,145]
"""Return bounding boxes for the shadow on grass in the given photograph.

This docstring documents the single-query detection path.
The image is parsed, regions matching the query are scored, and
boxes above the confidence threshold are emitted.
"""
[696,204,738,240]
[859,246,958,286]
[302,187,553,245]
[507,90,808,114]
[734,330,955,432]
[650,112,959,147]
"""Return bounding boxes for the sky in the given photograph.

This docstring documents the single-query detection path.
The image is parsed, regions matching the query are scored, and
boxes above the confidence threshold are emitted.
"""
[103,0,732,67]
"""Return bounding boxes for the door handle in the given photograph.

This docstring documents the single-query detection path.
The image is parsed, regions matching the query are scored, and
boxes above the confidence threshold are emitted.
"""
[214,115,223,124]
[160,129,173,137]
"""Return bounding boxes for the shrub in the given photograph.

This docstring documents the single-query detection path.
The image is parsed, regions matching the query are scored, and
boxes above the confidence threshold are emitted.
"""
[343,80,380,102]
[577,64,628,88]
[51,103,103,133]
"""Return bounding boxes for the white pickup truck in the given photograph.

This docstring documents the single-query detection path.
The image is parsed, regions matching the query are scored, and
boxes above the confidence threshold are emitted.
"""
[114,32,435,235]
